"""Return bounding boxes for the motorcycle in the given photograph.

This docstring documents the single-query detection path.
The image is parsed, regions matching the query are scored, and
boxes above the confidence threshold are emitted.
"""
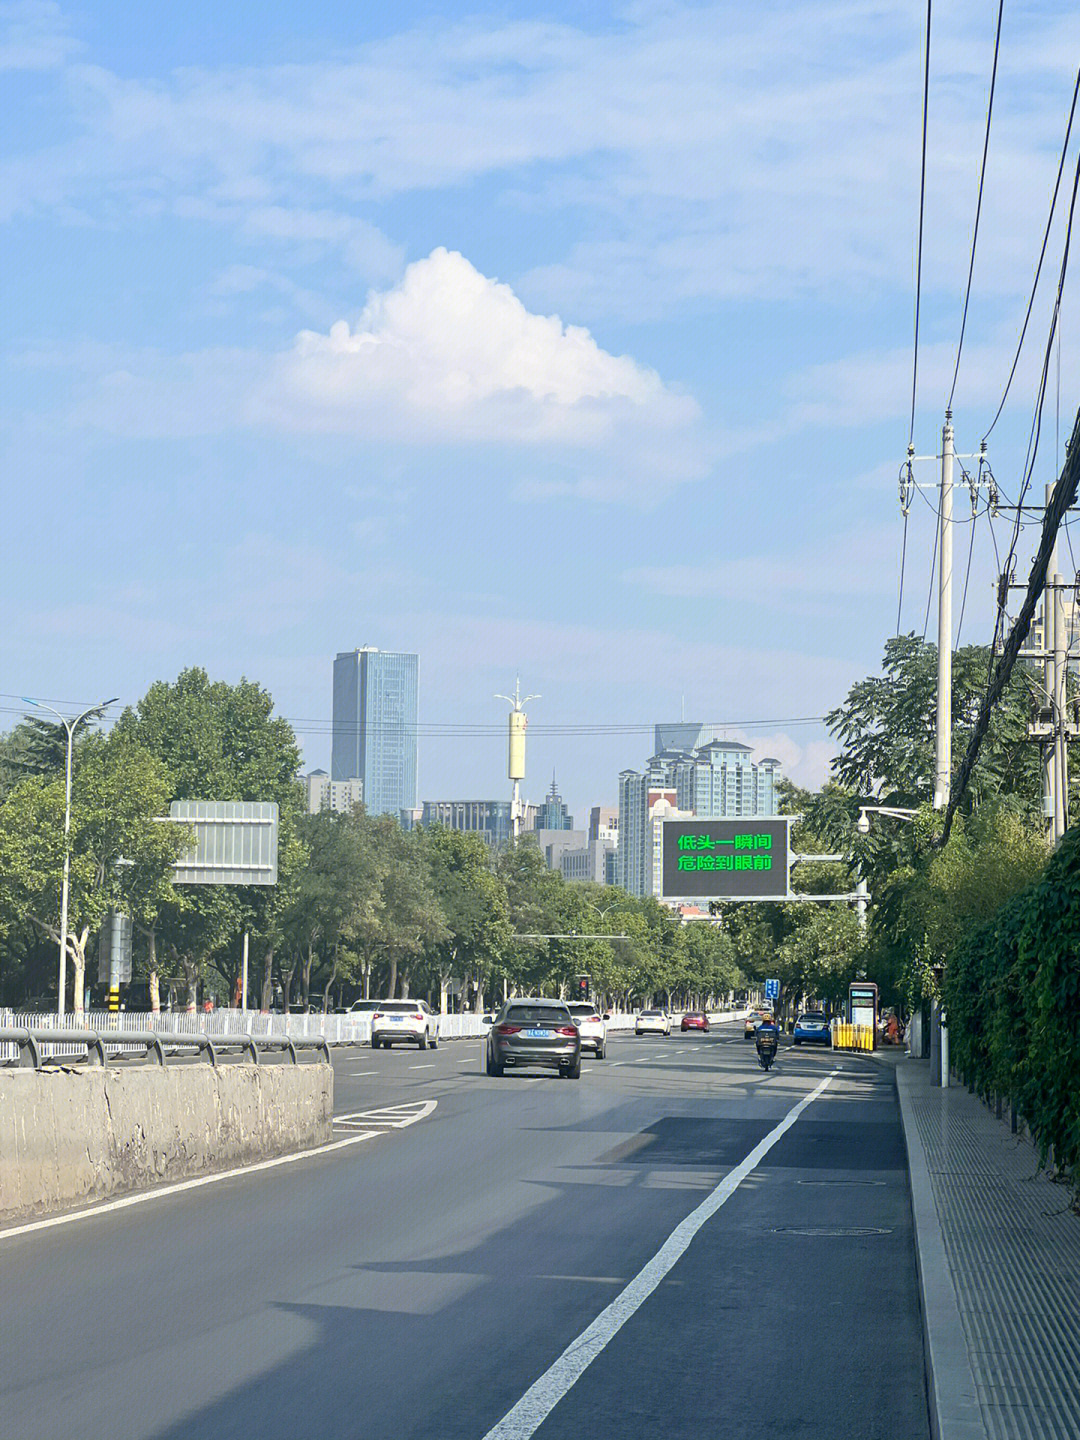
[756,1035,777,1071]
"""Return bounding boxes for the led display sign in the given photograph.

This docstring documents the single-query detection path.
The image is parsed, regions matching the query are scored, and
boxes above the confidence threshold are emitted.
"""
[661,818,791,900]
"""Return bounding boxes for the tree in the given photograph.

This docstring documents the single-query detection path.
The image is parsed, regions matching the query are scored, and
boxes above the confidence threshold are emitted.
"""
[0,735,188,1012]
[421,826,508,1012]
[826,634,1041,815]
[113,669,305,1009]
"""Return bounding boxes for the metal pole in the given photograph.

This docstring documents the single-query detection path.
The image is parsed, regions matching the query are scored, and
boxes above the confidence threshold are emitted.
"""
[1053,568,1069,842]
[241,930,249,1012]
[855,877,868,933]
[58,717,75,1018]
[1043,484,1059,842]
[934,411,955,810]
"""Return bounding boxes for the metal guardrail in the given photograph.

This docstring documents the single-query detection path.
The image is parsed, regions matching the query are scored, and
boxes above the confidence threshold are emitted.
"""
[0,1026,330,1070]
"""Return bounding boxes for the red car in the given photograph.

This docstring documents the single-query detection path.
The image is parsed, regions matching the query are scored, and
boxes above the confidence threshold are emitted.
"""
[681,1011,710,1032]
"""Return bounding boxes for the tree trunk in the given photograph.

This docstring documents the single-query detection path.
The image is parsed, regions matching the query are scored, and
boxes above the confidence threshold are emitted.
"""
[400,967,410,999]
[324,940,341,1000]
[302,941,315,1006]
[388,953,398,999]
[260,946,275,1012]
[147,929,161,1013]
[71,927,89,1014]
[439,973,449,1014]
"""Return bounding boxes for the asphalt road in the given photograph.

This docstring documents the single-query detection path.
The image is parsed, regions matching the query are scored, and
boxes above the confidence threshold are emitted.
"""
[0,1024,929,1440]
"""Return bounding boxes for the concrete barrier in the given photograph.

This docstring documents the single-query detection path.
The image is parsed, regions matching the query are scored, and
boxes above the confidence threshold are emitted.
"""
[0,1062,333,1223]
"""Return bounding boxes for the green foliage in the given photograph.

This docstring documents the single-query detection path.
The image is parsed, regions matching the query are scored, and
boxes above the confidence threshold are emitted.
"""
[826,634,1038,814]
[940,825,1080,1189]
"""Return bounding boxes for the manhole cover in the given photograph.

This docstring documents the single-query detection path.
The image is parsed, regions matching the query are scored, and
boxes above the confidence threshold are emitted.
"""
[772,1225,892,1237]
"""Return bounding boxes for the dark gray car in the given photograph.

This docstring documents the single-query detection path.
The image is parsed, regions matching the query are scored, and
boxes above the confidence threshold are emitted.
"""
[486,1000,582,1079]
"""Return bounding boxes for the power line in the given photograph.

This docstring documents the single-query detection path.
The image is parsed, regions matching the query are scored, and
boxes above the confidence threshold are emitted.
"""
[909,0,934,448]
[0,696,827,740]
[983,66,1080,443]
[994,111,1080,620]
[955,508,979,647]
[948,0,1004,412]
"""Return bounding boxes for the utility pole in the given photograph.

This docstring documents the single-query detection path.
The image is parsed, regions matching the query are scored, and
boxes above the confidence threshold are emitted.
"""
[935,412,955,810]
[1010,480,1078,843]
[902,415,994,812]
[901,417,993,1091]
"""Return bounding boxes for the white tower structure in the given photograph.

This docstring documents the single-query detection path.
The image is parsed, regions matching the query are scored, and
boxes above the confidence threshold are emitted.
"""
[495,678,539,843]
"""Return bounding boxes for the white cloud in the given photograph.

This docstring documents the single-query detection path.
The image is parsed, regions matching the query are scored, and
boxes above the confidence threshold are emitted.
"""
[260,249,697,448]
[37,249,705,497]
[0,1,75,71]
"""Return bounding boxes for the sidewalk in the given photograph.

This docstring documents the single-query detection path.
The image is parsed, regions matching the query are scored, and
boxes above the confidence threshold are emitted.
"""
[892,1052,1080,1440]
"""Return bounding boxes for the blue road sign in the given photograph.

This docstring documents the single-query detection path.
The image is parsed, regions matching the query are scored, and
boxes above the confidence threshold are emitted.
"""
[765,978,780,1000]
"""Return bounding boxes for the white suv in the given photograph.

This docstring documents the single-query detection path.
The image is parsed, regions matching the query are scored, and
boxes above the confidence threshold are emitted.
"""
[370,1000,440,1050]
[566,1002,607,1059]
[635,1009,671,1036]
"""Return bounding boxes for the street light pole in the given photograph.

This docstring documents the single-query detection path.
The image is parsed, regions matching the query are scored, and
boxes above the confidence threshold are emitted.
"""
[23,696,118,1017]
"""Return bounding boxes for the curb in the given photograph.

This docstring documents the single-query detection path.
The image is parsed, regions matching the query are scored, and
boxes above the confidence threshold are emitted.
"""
[894,1062,988,1440]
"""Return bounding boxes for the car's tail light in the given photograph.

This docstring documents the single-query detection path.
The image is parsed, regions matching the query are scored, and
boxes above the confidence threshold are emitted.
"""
[372,1013,383,1021]
[413,1014,423,1022]
[556,1026,578,1037]
[497,1024,521,1035]
[589,1015,601,1023]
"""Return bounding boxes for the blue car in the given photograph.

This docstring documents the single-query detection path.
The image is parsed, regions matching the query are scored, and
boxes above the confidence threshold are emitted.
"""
[792,1011,830,1045]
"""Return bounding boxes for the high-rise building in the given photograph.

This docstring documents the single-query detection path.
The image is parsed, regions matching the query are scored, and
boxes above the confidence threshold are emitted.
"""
[332,648,418,817]
[617,730,781,896]
[534,774,573,831]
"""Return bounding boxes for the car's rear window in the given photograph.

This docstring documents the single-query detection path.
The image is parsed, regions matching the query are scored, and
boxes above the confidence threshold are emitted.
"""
[800,1014,826,1022]
[376,1001,421,1012]
[641,1010,661,1017]
[505,1006,572,1025]
[567,1005,595,1016]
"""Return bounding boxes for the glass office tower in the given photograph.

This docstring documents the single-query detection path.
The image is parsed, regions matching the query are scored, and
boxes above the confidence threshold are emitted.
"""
[332,648,418,816]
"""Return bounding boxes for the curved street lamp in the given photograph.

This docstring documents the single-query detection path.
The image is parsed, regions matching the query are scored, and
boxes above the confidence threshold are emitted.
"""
[22,696,118,1017]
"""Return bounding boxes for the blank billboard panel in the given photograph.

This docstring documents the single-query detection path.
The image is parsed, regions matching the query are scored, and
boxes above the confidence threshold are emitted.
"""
[170,801,279,886]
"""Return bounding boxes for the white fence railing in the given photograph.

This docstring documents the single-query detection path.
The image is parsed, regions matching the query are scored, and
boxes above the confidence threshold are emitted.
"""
[0,1007,746,1063]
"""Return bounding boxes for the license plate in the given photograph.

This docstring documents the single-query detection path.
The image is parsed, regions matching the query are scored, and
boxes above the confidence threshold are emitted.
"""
[526,1028,551,1038]
[389,1016,404,1022]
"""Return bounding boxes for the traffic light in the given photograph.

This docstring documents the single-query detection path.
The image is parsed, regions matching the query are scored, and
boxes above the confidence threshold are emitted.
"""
[578,975,590,1001]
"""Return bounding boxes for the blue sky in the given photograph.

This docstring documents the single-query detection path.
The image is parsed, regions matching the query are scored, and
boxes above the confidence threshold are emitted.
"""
[4,0,1080,822]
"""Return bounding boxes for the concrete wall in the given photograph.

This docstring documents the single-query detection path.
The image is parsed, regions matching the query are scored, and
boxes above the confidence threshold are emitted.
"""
[0,1062,333,1222]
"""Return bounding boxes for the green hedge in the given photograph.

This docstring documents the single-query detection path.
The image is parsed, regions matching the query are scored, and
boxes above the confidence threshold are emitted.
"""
[943,825,1080,1186]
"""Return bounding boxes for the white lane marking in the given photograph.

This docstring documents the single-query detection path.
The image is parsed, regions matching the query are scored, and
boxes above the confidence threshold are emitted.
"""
[582,1068,594,1073]
[349,1071,377,1077]
[0,1129,380,1244]
[480,1070,839,1440]
[409,1063,436,1070]
[333,1100,438,1128]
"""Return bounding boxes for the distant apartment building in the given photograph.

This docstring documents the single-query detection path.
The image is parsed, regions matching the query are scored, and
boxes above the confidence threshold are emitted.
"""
[561,805,619,885]
[617,729,781,897]
[535,829,587,871]
[302,771,364,816]
[331,647,418,817]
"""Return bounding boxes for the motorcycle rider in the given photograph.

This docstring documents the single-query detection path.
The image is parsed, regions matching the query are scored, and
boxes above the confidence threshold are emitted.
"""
[755,1011,780,1066]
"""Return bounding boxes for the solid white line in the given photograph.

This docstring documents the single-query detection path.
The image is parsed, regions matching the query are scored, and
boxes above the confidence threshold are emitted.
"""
[409,1063,436,1069]
[349,1071,377,1077]
[0,1129,379,1244]
[480,1069,838,1440]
